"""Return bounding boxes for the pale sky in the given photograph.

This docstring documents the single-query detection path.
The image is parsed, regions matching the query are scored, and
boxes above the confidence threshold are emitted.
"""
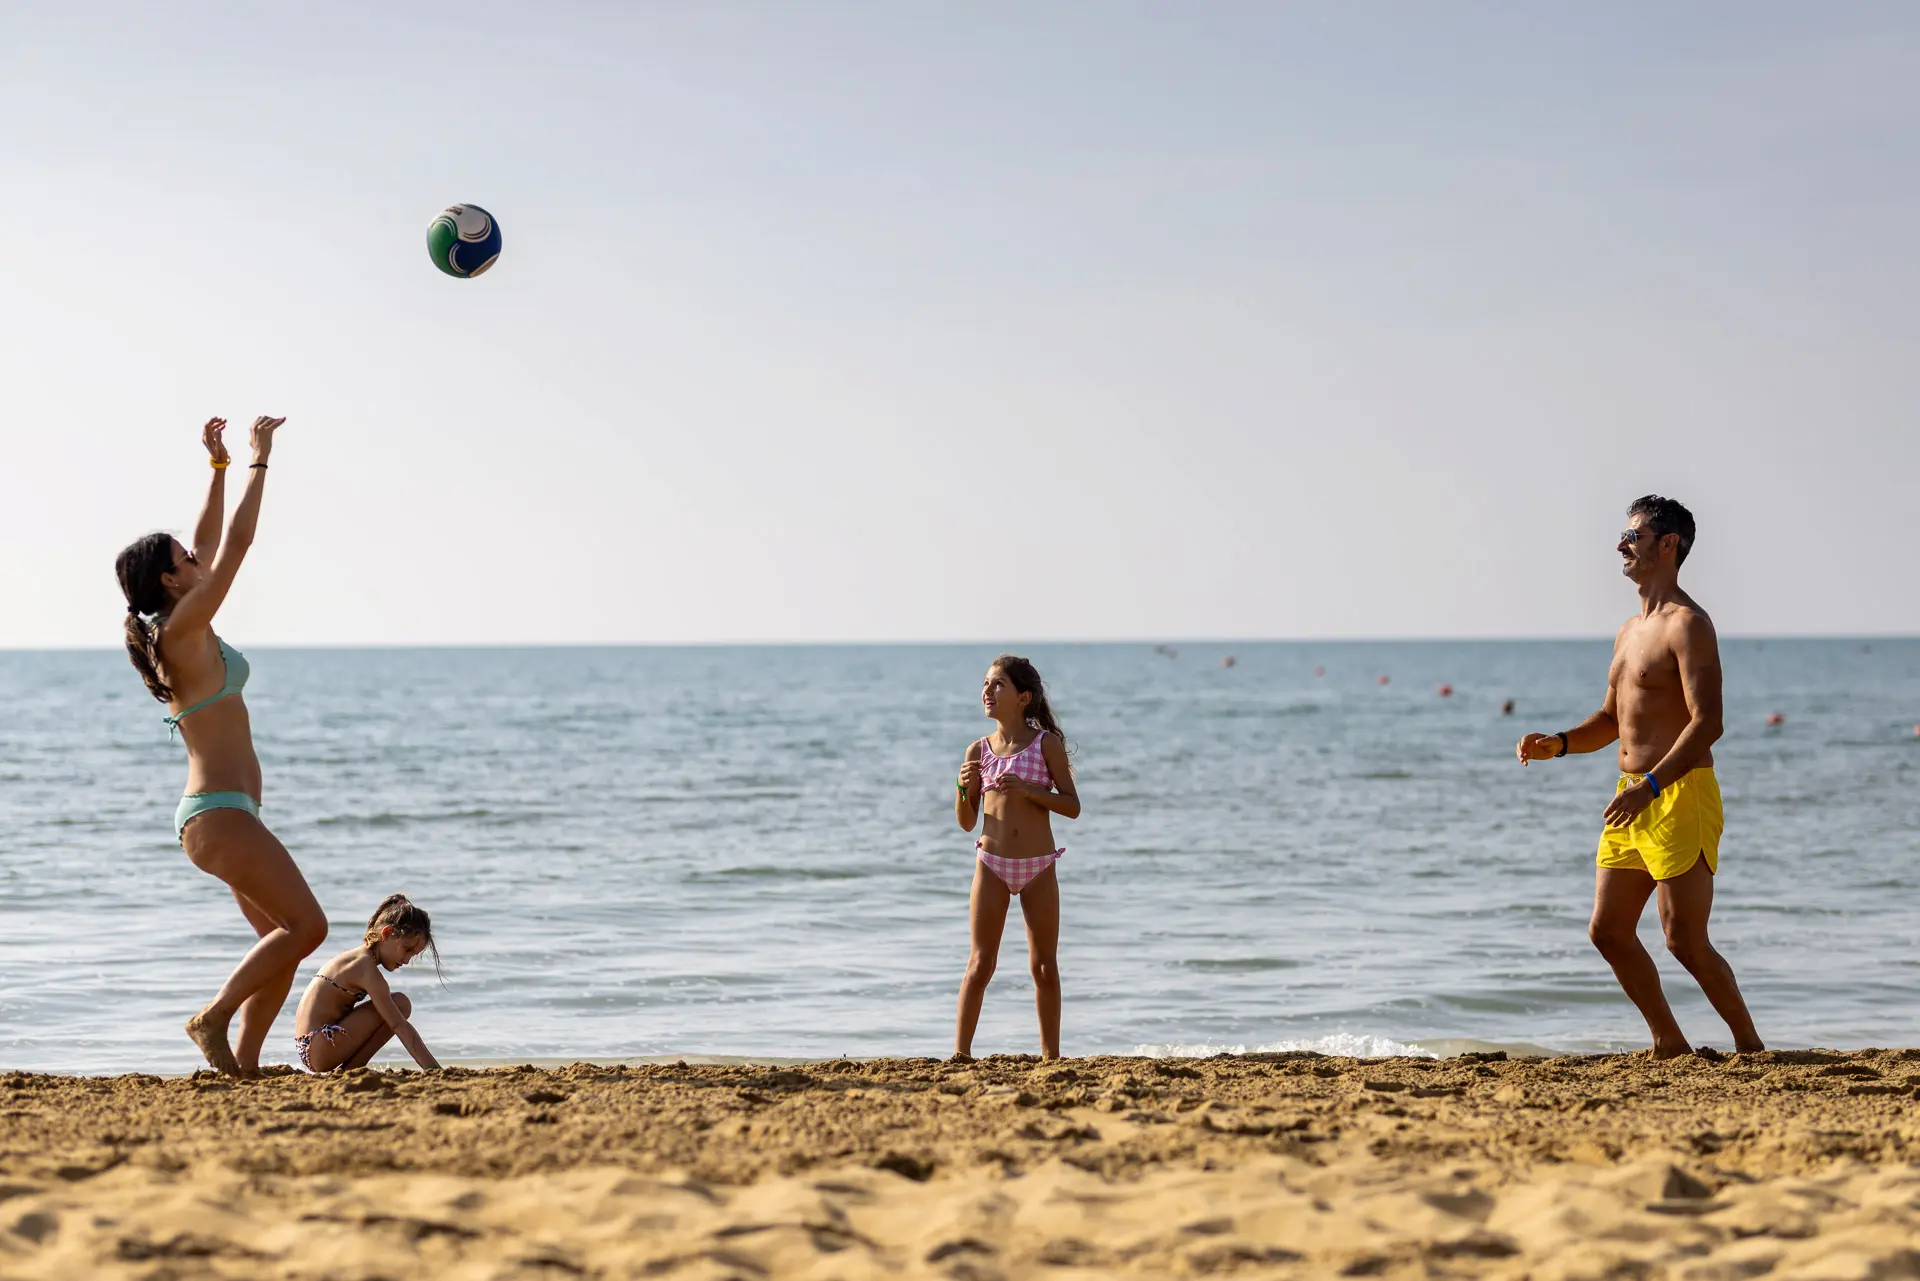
[3,2,1915,647]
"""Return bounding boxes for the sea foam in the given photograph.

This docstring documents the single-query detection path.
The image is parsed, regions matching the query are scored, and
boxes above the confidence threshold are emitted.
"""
[1131,1033,1439,1060]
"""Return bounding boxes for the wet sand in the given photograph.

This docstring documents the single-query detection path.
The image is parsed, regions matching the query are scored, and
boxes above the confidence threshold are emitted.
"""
[3,1048,1919,1278]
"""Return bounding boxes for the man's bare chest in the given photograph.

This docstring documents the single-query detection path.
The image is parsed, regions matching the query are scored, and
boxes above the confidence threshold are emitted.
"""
[1615,625,1681,694]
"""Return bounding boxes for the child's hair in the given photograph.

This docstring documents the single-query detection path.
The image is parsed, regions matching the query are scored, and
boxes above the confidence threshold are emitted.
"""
[990,653,1070,758]
[365,893,443,980]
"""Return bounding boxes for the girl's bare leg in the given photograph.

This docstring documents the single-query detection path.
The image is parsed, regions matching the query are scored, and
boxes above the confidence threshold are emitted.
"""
[300,994,408,1074]
[229,889,300,1077]
[956,861,1011,1058]
[181,810,328,1076]
[1020,865,1062,1059]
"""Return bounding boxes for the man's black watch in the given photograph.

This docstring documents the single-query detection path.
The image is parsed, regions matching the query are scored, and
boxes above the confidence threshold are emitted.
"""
[1554,732,1569,758]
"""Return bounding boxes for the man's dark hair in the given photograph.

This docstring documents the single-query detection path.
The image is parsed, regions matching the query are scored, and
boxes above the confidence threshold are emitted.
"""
[1628,494,1696,567]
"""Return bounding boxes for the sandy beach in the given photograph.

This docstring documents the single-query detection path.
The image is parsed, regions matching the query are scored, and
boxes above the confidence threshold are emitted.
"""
[4,1049,1919,1278]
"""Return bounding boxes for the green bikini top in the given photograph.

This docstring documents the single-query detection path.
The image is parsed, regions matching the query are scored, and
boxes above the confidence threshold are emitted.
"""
[164,637,250,735]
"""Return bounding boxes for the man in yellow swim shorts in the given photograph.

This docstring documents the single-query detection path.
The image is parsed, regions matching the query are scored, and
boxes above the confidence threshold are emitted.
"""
[1516,495,1764,1060]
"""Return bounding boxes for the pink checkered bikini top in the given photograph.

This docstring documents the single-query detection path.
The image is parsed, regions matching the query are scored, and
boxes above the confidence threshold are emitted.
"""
[980,729,1054,792]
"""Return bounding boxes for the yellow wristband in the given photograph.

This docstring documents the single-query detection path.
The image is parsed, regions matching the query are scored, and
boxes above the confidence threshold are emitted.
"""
[210,459,230,470]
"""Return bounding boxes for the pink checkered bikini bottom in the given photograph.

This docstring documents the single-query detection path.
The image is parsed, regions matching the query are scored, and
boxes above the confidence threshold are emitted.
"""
[976,842,1063,894]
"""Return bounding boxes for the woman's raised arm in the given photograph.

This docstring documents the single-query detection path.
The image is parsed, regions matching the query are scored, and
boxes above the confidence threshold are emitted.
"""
[167,416,282,636]
[189,418,229,566]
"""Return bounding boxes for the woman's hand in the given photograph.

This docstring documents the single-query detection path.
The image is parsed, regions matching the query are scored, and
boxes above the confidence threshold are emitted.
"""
[248,415,285,463]
[202,417,230,466]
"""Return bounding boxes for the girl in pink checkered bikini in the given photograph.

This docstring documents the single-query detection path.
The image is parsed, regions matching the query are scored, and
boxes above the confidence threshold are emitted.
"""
[953,654,1081,1060]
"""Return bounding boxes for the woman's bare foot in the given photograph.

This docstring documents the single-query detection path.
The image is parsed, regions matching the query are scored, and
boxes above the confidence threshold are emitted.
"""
[186,1009,241,1076]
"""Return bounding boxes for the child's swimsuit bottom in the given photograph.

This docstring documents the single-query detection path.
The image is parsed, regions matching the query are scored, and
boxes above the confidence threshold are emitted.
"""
[294,1024,349,1073]
[976,842,1064,894]
[175,791,259,843]
[1596,767,1721,881]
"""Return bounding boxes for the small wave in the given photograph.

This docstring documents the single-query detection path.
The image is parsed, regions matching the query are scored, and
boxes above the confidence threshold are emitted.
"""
[1206,703,1324,719]
[1132,1032,1438,1060]
[1177,957,1302,972]
[627,791,805,805]
[317,808,521,828]
[696,866,866,882]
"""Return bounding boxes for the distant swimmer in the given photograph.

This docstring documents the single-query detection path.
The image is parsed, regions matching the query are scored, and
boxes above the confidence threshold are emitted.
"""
[1502,699,1516,716]
[953,656,1080,1060]
[116,416,328,1077]
[1221,656,1237,668]
[1516,496,1763,1059]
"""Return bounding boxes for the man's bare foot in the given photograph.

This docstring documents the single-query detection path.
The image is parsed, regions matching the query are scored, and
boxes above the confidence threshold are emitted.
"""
[1735,1039,1765,1054]
[1650,1039,1691,1060]
[186,1009,241,1076]
[949,1051,975,1065]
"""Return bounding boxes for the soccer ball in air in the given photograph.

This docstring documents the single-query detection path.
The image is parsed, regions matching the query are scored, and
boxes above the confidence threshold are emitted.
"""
[426,204,501,278]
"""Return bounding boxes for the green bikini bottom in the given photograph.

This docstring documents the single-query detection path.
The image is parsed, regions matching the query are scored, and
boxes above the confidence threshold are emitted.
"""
[175,791,260,842]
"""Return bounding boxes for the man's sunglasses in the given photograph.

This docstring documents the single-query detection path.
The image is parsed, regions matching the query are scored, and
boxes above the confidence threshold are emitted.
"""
[1619,529,1663,545]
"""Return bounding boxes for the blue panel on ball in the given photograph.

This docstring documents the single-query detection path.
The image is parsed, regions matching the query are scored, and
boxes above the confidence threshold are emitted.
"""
[450,231,501,276]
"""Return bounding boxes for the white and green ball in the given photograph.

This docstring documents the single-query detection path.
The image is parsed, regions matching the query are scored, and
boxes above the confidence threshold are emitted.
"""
[426,203,501,278]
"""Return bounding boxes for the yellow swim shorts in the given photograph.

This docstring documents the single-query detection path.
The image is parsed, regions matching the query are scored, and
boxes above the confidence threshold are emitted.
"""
[1596,767,1722,880]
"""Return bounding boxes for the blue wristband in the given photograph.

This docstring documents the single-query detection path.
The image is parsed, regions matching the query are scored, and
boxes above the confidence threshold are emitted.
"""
[1643,772,1661,797]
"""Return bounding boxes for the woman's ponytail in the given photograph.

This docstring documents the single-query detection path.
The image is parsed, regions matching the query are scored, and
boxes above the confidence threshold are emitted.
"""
[116,532,176,703]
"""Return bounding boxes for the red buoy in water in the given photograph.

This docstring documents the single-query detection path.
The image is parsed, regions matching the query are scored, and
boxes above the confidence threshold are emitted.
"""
[1313,665,1325,678]
[1438,684,1453,697]
[1378,675,1390,686]
[1766,712,1785,727]
[1221,656,1236,668]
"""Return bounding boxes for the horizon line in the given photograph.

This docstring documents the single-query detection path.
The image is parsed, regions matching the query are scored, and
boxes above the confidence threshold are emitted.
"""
[4,632,1914,654]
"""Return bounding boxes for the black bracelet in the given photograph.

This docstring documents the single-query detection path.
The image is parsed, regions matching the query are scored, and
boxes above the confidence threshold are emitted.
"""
[249,462,269,470]
[1554,731,1569,758]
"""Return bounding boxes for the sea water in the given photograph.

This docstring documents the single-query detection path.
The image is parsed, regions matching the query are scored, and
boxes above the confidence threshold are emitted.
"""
[2,640,1915,1073]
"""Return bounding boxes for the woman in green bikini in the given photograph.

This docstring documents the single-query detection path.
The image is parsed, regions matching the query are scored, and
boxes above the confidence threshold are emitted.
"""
[115,415,327,1077]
